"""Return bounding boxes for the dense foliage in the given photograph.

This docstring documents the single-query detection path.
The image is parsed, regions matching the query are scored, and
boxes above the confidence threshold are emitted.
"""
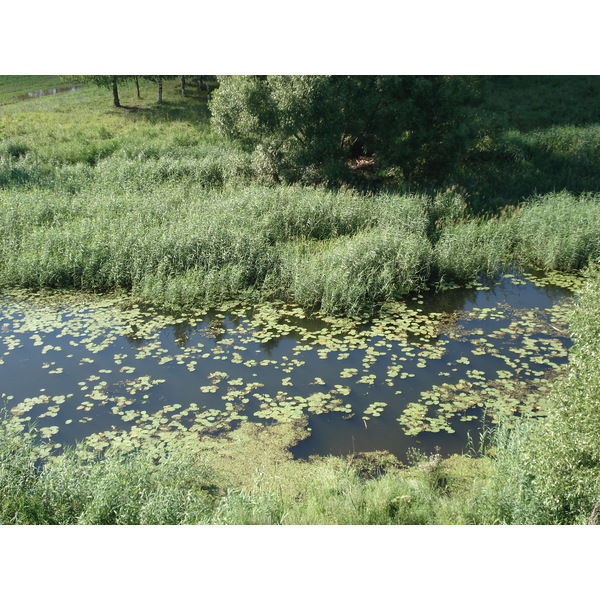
[210,75,483,184]
[493,268,600,524]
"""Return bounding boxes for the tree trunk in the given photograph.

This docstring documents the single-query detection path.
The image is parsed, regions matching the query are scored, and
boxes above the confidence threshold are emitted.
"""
[158,80,163,104]
[180,76,186,96]
[112,77,121,108]
[205,78,211,101]
[134,76,141,99]
[589,500,600,524]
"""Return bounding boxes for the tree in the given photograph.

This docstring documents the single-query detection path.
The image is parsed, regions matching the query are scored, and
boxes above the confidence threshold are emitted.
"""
[210,75,483,184]
[143,76,174,104]
[193,76,213,101]
[72,76,129,107]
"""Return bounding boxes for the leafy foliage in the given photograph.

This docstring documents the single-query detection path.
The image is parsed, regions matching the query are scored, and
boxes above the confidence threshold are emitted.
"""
[523,268,600,522]
[210,75,483,184]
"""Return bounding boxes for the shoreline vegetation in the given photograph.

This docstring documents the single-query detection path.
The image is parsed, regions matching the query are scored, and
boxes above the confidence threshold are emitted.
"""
[1,75,599,524]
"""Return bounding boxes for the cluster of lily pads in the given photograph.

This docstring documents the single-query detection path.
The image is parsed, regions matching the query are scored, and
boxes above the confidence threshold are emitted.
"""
[0,270,580,456]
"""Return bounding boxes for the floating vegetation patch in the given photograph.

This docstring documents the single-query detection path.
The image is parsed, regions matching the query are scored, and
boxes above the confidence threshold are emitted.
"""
[0,270,582,458]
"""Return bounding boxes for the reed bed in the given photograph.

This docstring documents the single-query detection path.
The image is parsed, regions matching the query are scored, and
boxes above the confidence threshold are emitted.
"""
[1,179,599,313]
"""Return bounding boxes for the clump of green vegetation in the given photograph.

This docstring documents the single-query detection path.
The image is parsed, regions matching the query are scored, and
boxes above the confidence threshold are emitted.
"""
[283,227,431,313]
[211,75,483,185]
[512,192,600,271]
[433,218,513,283]
[0,416,217,524]
[482,267,600,524]
[0,414,495,525]
[1,76,599,315]
[2,181,597,314]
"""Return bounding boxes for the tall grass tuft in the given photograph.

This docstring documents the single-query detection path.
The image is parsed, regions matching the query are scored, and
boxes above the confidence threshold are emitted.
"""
[0,415,217,525]
[433,218,513,283]
[284,227,432,314]
[512,192,600,271]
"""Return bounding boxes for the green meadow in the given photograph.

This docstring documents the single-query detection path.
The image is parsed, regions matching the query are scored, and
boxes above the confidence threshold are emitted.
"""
[0,75,599,524]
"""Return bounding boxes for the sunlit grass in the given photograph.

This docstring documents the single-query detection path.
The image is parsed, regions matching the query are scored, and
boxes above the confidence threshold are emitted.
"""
[2,175,598,313]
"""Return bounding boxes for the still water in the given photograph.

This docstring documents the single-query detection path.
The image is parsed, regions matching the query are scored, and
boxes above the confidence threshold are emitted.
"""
[0,270,578,460]
[16,86,83,101]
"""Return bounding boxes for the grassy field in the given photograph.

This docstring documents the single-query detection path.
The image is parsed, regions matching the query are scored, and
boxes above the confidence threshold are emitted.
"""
[0,75,599,524]
[0,76,78,105]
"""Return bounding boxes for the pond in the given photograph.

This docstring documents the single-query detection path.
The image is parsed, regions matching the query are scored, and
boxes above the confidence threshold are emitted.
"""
[16,86,83,102]
[0,270,579,460]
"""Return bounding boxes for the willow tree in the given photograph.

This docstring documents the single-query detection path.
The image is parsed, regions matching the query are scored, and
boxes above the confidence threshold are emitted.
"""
[210,75,483,184]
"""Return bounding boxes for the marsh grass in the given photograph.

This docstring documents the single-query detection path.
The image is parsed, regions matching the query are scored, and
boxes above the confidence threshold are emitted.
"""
[2,76,600,524]
[517,268,600,523]
[447,268,600,525]
[283,227,432,314]
[1,183,598,313]
[2,77,600,313]
[513,192,600,271]
[0,415,217,525]
[433,218,513,283]
[0,414,494,525]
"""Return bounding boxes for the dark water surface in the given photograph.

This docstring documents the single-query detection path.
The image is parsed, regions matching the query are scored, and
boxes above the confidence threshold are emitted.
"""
[0,271,578,460]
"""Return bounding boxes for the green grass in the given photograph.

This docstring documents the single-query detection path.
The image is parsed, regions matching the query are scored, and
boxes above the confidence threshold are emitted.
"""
[480,76,600,131]
[465,266,600,524]
[0,413,495,524]
[1,77,599,315]
[513,192,600,272]
[1,179,597,313]
[0,76,77,106]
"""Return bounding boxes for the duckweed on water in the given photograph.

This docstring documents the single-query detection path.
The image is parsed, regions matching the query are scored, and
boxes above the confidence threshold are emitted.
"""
[0,270,581,457]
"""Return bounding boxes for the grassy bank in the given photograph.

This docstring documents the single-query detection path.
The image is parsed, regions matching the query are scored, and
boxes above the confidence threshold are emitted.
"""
[0,411,493,524]
[1,183,598,313]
